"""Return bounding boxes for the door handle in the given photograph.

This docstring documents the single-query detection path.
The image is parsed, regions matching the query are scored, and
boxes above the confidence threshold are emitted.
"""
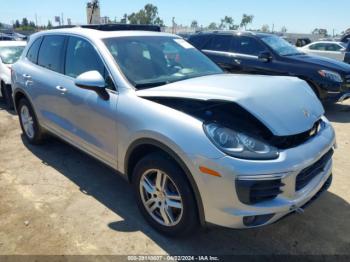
[56,86,68,93]
[233,59,242,65]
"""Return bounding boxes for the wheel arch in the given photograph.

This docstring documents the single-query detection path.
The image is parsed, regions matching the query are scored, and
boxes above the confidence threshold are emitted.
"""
[125,138,206,226]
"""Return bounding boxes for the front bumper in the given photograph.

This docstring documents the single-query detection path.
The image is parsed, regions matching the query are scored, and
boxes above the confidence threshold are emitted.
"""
[187,120,336,229]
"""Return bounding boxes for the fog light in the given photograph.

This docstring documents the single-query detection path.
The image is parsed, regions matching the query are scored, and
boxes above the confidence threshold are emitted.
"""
[243,214,275,227]
[243,216,256,226]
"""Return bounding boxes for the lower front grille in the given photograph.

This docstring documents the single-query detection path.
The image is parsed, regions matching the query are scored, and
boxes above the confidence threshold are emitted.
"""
[236,179,285,205]
[295,149,334,191]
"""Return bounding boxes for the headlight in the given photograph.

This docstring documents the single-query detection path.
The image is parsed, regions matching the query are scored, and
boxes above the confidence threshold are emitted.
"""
[204,123,279,160]
[318,70,343,83]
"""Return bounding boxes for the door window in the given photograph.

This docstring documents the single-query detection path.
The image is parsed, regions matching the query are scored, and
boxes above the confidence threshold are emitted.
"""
[65,36,115,90]
[309,43,327,51]
[325,44,343,52]
[204,35,232,52]
[233,36,266,56]
[38,35,65,73]
[26,37,42,64]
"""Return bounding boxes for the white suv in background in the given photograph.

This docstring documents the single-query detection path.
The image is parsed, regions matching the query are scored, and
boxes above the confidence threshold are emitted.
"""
[0,41,26,109]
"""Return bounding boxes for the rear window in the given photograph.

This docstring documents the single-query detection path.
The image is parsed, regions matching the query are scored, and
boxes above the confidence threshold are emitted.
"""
[0,46,25,64]
[26,37,42,64]
[38,35,65,73]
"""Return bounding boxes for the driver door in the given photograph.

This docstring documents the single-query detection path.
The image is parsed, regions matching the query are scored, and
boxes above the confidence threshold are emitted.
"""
[60,36,118,168]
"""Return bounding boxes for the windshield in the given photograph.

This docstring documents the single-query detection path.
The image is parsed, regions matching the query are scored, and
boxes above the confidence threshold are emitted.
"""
[0,46,25,64]
[261,36,303,56]
[103,36,223,89]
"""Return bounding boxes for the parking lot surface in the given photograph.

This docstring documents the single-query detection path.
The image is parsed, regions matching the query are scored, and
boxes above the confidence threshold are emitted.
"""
[0,98,349,255]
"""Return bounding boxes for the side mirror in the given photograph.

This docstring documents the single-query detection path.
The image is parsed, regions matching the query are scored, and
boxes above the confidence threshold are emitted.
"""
[258,51,273,62]
[75,71,109,100]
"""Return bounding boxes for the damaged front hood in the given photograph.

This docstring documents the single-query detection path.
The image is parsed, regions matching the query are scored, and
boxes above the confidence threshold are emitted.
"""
[136,74,324,136]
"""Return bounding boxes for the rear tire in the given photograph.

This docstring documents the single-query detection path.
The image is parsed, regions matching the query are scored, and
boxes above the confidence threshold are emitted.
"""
[17,98,45,145]
[133,152,199,237]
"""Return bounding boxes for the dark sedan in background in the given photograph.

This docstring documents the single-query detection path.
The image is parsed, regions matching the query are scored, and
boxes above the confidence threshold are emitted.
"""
[188,31,350,103]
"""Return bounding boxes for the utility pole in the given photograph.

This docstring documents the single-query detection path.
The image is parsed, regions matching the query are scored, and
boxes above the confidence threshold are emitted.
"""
[61,13,64,26]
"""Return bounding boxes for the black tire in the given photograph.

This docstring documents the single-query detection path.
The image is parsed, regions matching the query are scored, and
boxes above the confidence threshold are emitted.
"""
[133,152,199,237]
[2,84,14,110]
[17,98,46,145]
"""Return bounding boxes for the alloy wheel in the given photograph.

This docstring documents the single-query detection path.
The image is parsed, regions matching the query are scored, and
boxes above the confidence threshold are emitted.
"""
[139,169,183,227]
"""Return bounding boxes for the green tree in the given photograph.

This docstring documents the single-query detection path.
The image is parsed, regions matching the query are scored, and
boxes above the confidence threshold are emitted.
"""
[0,22,3,29]
[219,16,237,30]
[29,21,36,28]
[120,13,128,24]
[208,22,218,30]
[128,4,164,25]
[21,18,29,27]
[47,20,53,29]
[190,20,198,29]
[14,20,20,28]
[240,14,254,30]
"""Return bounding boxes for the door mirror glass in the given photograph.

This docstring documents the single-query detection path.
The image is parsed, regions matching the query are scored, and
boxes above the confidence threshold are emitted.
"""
[258,51,272,62]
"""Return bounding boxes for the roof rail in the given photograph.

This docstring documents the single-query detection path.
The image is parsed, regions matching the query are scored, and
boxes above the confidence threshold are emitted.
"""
[195,30,255,35]
[51,24,161,32]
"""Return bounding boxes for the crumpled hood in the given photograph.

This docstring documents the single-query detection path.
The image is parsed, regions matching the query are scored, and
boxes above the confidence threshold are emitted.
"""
[136,74,324,136]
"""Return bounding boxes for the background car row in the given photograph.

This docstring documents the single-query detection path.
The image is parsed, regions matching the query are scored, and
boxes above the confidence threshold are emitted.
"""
[188,31,350,103]
[1,28,350,108]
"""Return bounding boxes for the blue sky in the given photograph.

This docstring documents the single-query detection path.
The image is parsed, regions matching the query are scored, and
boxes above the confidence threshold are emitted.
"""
[1,0,349,34]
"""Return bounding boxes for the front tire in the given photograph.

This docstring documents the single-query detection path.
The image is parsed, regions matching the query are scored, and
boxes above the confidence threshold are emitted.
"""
[18,98,45,144]
[133,152,199,237]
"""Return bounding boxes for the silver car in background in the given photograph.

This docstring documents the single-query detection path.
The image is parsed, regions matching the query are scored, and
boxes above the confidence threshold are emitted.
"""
[11,27,336,236]
[299,41,347,62]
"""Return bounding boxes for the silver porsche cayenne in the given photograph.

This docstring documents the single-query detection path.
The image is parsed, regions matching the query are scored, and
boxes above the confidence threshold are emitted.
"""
[11,27,336,236]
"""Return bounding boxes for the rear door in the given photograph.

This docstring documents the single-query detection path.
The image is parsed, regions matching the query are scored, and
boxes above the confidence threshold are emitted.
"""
[21,35,71,135]
[59,36,118,167]
[201,34,239,72]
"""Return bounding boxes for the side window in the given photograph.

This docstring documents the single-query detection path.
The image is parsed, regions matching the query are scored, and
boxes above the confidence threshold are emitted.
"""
[309,43,326,51]
[38,35,65,73]
[326,44,342,52]
[26,37,42,64]
[65,37,115,90]
[188,35,212,49]
[234,36,266,56]
[204,35,232,52]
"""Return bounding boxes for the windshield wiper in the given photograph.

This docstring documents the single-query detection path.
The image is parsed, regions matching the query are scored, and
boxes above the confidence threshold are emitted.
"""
[134,81,169,89]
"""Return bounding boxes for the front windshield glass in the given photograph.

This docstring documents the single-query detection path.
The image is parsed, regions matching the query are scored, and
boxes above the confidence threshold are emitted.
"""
[261,36,303,56]
[103,36,223,89]
[0,46,25,64]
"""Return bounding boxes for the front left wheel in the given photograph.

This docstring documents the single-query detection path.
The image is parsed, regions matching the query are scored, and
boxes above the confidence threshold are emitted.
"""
[133,152,199,237]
